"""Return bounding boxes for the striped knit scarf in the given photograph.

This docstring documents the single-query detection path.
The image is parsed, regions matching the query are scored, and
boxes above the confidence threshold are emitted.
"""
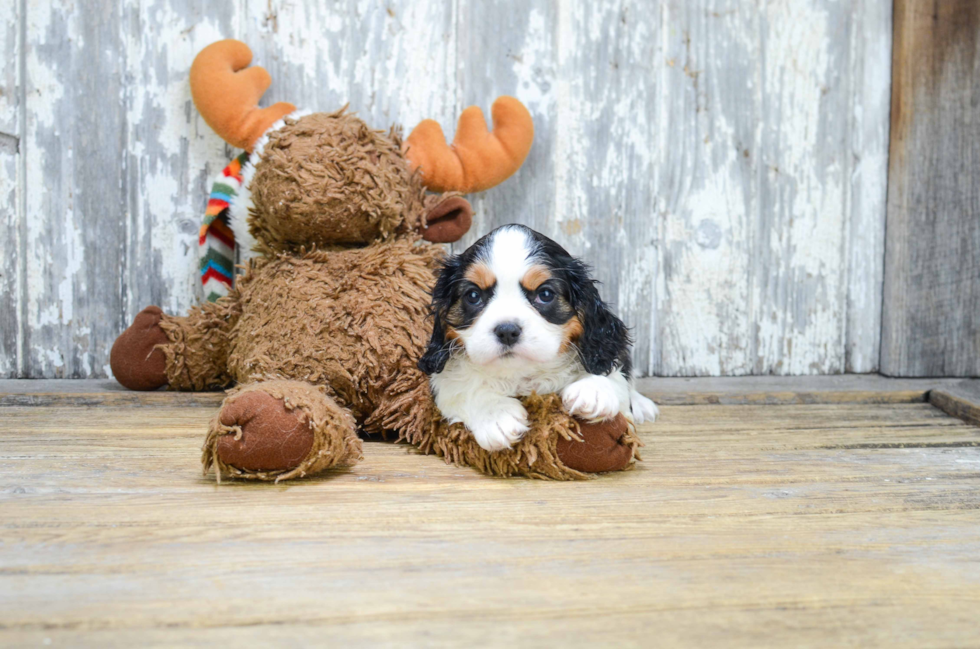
[199,152,248,302]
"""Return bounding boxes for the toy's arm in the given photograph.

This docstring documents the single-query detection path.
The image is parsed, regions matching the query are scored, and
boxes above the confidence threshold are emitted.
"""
[111,297,241,391]
[113,150,251,390]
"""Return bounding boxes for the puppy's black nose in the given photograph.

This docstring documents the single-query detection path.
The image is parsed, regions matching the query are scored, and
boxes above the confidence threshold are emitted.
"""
[494,322,522,347]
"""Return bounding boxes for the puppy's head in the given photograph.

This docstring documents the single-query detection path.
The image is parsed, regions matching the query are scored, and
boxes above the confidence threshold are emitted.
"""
[419,224,631,376]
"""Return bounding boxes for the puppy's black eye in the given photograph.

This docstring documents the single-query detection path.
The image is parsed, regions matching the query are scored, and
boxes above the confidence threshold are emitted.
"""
[535,288,555,305]
[464,289,482,306]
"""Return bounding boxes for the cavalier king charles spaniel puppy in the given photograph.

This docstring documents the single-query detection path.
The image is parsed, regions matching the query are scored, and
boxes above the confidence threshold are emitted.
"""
[419,224,658,452]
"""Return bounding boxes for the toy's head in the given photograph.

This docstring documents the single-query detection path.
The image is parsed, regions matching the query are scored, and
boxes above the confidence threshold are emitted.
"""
[191,40,534,252]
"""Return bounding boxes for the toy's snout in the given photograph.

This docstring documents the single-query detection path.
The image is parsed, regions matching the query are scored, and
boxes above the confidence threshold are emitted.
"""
[420,196,473,243]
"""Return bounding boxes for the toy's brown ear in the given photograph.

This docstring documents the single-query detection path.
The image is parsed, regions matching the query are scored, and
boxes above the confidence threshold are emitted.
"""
[420,196,473,243]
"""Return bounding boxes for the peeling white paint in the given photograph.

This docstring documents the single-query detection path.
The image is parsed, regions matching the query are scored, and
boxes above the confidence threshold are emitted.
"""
[0,0,20,376]
[2,0,892,378]
[552,0,592,250]
[513,10,556,124]
[24,2,71,376]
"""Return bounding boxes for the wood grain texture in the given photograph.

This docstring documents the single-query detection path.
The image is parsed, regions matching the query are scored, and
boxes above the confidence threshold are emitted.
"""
[5,376,980,408]
[1,398,979,646]
[18,1,238,379]
[2,1,893,378]
[242,0,457,133]
[657,1,890,376]
[0,0,21,378]
[457,0,892,376]
[930,381,980,427]
[23,1,126,378]
[119,1,239,349]
[846,0,893,373]
[882,0,980,377]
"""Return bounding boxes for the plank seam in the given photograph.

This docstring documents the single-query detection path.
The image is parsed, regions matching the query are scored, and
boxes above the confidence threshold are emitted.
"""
[879,0,904,376]
[0,388,935,408]
[15,0,27,378]
[0,131,18,154]
[927,390,980,427]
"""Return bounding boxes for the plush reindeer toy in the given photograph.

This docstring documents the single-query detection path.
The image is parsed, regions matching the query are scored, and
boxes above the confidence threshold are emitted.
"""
[110,40,640,482]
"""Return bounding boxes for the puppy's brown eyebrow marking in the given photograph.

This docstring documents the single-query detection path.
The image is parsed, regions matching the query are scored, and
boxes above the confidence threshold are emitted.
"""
[465,262,496,290]
[520,264,552,291]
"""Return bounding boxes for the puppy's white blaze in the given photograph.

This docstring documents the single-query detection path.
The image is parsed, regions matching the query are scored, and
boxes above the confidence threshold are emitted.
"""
[457,225,563,366]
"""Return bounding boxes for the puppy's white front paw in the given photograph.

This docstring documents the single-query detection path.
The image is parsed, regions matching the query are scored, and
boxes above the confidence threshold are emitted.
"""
[562,375,621,421]
[630,391,659,424]
[467,400,530,452]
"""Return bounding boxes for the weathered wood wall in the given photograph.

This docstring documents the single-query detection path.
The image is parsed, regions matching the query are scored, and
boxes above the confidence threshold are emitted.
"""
[882,0,980,377]
[0,0,19,378]
[0,0,893,378]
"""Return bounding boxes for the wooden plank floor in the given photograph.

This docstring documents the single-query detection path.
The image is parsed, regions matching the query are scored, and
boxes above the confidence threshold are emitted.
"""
[2,391,980,646]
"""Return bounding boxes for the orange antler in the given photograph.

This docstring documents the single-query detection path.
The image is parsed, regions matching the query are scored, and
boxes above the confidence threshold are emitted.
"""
[405,97,534,194]
[190,40,296,152]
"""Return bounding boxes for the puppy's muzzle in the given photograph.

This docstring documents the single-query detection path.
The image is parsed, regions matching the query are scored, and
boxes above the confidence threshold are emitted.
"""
[494,322,523,347]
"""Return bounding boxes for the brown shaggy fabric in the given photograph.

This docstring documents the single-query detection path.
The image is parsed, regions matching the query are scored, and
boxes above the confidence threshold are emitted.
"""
[222,237,442,444]
[202,380,362,483]
[158,298,240,391]
[415,393,642,480]
[249,110,428,252]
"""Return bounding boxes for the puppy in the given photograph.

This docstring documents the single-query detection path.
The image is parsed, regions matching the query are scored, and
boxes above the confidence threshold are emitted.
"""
[419,224,658,452]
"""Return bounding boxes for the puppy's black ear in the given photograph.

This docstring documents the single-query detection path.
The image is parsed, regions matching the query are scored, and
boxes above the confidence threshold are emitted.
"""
[419,316,454,374]
[565,258,632,378]
[418,254,461,375]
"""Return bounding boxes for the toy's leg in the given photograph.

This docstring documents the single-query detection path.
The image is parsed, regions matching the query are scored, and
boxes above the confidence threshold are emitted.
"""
[110,300,238,391]
[366,364,437,442]
[418,393,641,480]
[202,380,362,482]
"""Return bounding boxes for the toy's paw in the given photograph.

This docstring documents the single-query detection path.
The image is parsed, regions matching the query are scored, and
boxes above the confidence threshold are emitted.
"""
[110,306,169,391]
[216,391,314,472]
[631,391,659,424]
[557,413,633,473]
[467,399,530,452]
[561,375,621,421]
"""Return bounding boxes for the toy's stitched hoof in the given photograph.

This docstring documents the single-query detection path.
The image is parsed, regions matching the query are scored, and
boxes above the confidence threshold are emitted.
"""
[216,391,315,472]
[556,413,633,473]
[203,380,363,482]
[110,306,169,391]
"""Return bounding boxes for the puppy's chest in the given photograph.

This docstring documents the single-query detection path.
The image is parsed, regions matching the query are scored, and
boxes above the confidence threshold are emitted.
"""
[481,356,586,397]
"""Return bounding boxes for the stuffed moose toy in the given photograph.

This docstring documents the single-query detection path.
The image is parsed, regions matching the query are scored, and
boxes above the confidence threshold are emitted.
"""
[110,40,640,482]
